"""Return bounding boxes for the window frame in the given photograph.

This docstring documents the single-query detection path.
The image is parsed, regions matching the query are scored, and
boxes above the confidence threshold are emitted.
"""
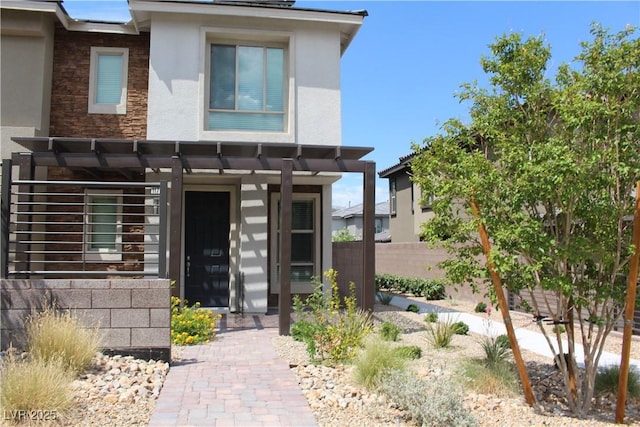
[389,178,397,216]
[270,193,321,294]
[209,43,285,131]
[88,47,129,115]
[84,189,123,261]
[200,28,295,143]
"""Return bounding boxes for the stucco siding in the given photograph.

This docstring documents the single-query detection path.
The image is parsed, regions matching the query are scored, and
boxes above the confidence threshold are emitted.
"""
[240,179,269,313]
[146,14,342,145]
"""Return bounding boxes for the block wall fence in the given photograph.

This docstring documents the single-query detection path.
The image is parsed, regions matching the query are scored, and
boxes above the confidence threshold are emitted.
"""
[0,279,171,360]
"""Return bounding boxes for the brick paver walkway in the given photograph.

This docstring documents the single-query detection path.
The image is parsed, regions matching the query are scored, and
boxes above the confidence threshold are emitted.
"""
[148,313,317,427]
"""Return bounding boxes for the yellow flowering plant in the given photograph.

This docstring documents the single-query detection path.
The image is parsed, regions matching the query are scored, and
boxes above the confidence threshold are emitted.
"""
[170,296,221,346]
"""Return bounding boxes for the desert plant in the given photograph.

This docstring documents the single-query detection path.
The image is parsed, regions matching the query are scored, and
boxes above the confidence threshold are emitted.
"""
[379,370,476,426]
[290,320,319,356]
[474,302,487,313]
[353,340,406,390]
[27,306,101,374]
[292,269,373,363]
[171,296,221,345]
[495,334,510,349]
[406,304,419,313]
[424,317,455,349]
[461,358,520,397]
[479,334,512,368]
[379,321,401,341]
[425,312,439,323]
[0,356,73,422]
[452,321,469,335]
[376,291,394,305]
[595,365,640,399]
[392,345,422,360]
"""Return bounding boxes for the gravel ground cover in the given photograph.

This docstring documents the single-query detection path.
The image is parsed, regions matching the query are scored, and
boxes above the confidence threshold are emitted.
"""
[273,302,640,427]
[5,298,640,426]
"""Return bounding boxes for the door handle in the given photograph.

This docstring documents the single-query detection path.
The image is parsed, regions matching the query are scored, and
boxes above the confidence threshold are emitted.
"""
[186,255,191,278]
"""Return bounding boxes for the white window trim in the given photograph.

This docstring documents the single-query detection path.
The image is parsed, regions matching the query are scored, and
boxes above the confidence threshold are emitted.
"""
[199,27,295,143]
[88,47,129,115]
[84,189,123,261]
[270,193,321,294]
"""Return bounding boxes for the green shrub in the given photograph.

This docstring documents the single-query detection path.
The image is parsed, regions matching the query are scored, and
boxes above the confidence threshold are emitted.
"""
[379,321,401,341]
[461,358,520,397]
[333,229,356,242]
[0,356,74,422]
[479,334,511,368]
[595,365,640,398]
[425,312,439,323]
[474,302,487,313]
[374,274,446,300]
[392,345,422,360]
[293,269,373,363]
[376,291,394,305]
[452,321,469,335]
[425,317,455,349]
[353,340,406,390]
[27,306,101,374]
[406,304,420,313]
[291,320,319,356]
[379,370,476,427]
[495,334,511,349]
[171,296,221,345]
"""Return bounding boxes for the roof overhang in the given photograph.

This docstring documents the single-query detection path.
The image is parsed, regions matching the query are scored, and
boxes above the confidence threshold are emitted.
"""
[0,0,138,34]
[128,0,366,53]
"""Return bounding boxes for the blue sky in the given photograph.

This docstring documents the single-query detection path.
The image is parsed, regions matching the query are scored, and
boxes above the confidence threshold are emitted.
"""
[63,0,640,208]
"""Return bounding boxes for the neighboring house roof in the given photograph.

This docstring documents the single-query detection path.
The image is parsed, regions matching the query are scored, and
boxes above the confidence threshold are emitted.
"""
[332,201,389,219]
[378,151,417,178]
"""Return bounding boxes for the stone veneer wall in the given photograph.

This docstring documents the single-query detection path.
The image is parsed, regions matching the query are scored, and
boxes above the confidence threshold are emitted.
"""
[49,26,149,138]
[0,279,170,360]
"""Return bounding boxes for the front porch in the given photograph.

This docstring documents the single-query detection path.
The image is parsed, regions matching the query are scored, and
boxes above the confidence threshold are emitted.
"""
[1,137,376,341]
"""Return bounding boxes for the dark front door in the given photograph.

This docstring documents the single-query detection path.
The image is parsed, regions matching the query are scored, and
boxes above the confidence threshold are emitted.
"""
[184,191,230,307]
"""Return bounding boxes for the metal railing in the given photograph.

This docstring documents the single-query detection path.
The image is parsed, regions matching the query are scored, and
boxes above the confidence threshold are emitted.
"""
[1,180,167,278]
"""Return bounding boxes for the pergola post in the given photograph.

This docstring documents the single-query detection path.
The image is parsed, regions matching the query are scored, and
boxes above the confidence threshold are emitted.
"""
[362,161,376,311]
[169,156,183,297]
[1,159,12,278]
[278,159,293,335]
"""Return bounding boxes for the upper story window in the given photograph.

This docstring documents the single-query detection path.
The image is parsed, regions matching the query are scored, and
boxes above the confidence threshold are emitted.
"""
[88,47,129,114]
[209,44,285,132]
[389,178,397,216]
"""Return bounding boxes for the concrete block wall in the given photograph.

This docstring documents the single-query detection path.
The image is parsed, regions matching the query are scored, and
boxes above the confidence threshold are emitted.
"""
[374,242,491,304]
[0,279,170,360]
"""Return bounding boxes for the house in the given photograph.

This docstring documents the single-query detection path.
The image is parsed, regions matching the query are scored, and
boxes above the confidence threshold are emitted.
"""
[332,201,390,242]
[378,152,433,242]
[0,0,376,355]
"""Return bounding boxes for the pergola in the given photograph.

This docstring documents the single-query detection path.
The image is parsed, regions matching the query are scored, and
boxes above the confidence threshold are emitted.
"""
[2,137,376,334]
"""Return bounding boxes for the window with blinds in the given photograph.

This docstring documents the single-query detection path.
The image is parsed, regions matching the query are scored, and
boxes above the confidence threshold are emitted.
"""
[88,47,129,114]
[209,44,285,131]
[84,190,123,260]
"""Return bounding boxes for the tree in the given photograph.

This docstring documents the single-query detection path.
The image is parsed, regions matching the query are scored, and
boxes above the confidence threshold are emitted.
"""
[333,229,356,242]
[411,24,640,416]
